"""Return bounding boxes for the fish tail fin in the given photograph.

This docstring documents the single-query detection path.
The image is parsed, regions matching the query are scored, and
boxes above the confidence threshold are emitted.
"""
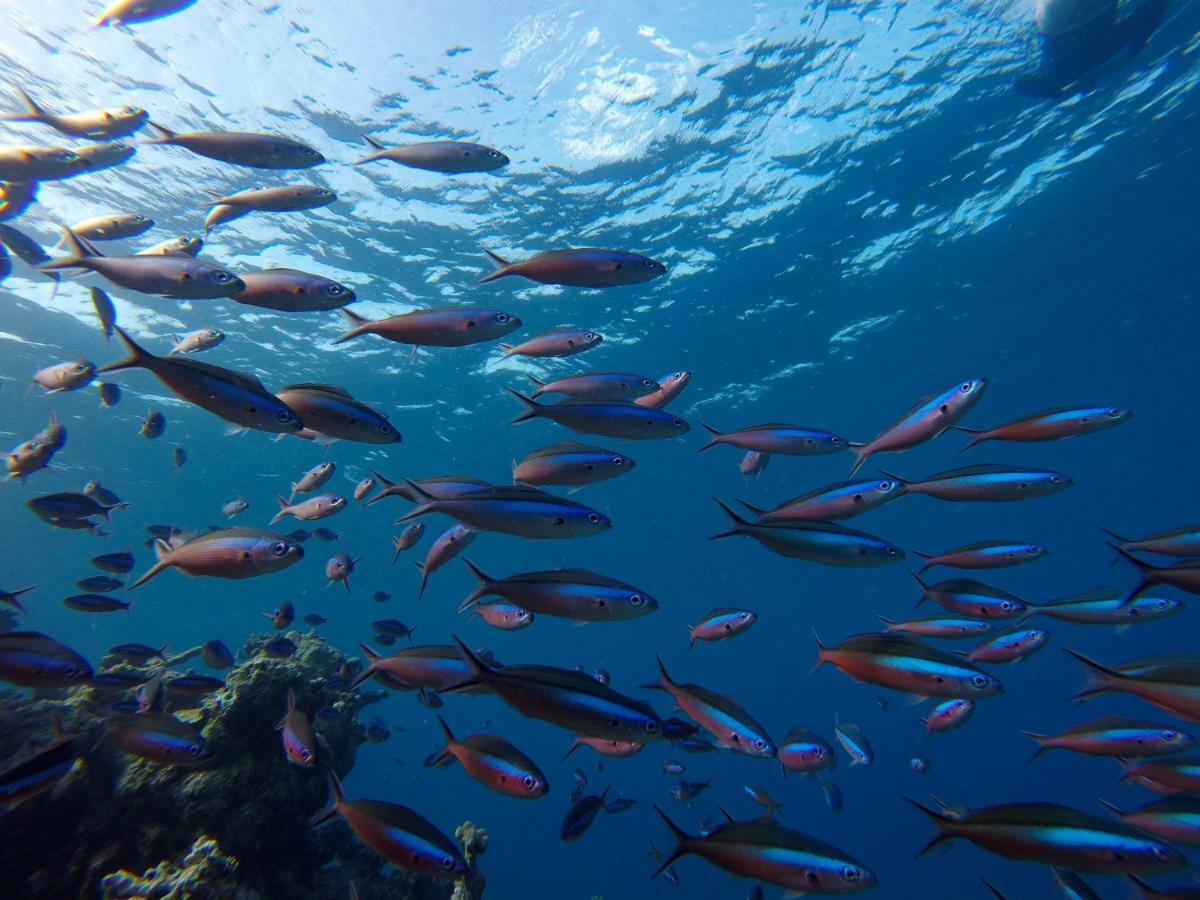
[436,714,455,747]
[4,584,36,612]
[1098,526,1130,545]
[643,655,675,693]
[910,570,930,606]
[331,308,370,344]
[560,738,583,761]
[708,497,750,541]
[460,557,491,585]
[348,644,381,690]
[145,122,178,144]
[905,797,956,856]
[443,635,494,693]
[1018,731,1050,762]
[733,498,767,517]
[506,387,542,423]
[129,543,172,591]
[695,421,722,453]
[847,445,872,478]
[98,326,154,374]
[353,134,387,164]
[309,771,345,828]
[2,86,44,121]
[1107,543,1153,607]
[1066,649,1123,700]
[269,495,289,525]
[414,560,430,598]
[41,227,98,271]
[650,805,692,878]
[478,247,512,284]
[1096,797,1124,816]
[525,374,546,395]
[951,426,986,453]
[809,628,828,676]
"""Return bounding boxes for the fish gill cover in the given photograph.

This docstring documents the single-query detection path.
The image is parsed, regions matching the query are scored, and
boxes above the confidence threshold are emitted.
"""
[0,0,1197,898]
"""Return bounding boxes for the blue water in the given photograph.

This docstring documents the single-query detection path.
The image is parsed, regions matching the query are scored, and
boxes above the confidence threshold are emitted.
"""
[3,1,1200,897]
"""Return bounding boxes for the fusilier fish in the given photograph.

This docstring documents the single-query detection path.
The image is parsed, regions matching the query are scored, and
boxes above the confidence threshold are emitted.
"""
[0,715,77,809]
[916,541,1046,572]
[396,482,611,540]
[44,229,244,299]
[472,599,534,631]
[1111,545,1200,605]
[1120,758,1200,795]
[334,307,520,348]
[699,422,849,456]
[513,441,635,489]
[74,140,134,171]
[415,524,476,596]
[169,328,224,355]
[90,287,116,342]
[1023,716,1193,760]
[73,213,153,242]
[499,329,602,359]
[108,712,211,766]
[146,122,324,168]
[1100,797,1200,849]
[92,0,197,27]
[885,464,1074,502]
[350,644,479,693]
[2,86,147,139]
[526,372,657,401]
[204,184,335,211]
[0,631,93,688]
[814,632,1005,698]
[480,247,666,288]
[688,609,757,649]
[737,477,905,524]
[912,574,1029,620]
[964,627,1049,664]
[636,371,691,409]
[509,390,689,440]
[367,472,490,506]
[924,699,975,738]
[130,527,304,589]
[649,658,775,757]
[273,384,399,444]
[390,523,425,563]
[100,328,302,433]
[354,477,376,502]
[0,144,89,181]
[433,716,548,799]
[561,787,609,840]
[232,269,354,312]
[137,235,201,257]
[957,406,1131,451]
[357,135,508,173]
[1101,524,1200,558]
[458,560,658,623]
[222,498,249,518]
[849,378,987,476]
[711,500,903,567]
[877,615,993,640]
[325,553,357,591]
[1068,651,1200,722]
[271,493,346,524]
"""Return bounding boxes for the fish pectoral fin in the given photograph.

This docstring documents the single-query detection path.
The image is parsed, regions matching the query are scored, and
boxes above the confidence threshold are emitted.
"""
[903,694,929,707]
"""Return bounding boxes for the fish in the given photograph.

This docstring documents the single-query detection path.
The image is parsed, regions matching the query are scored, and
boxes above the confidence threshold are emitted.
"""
[172,446,187,469]
[1106,797,1200,857]
[367,472,491,506]
[636,371,692,410]
[222,498,249,518]
[957,406,1131,451]
[32,360,95,393]
[687,608,757,649]
[445,637,666,742]
[652,806,875,893]
[513,441,635,489]
[821,779,844,814]
[354,477,376,502]
[108,712,211,765]
[0,632,92,687]
[206,183,335,211]
[499,328,603,359]
[849,378,987,476]
[912,574,1029,620]
[390,523,425,563]
[647,840,681,887]
[28,491,120,523]
[395,481,611,540]
[271,493,347,524]
[5,440,55,481]
[73,213,154,241]
[1023,716,1193,761]
[302,614,327,627]
[92,0,197,27]
[916,541,1047,572]
[34,413,66,451]
[43,229,244,299]
[415,524,477,597]
[100,328,302,433]
[814,632,1005,698]
[357,135,509,172]
[738,477,905,524]
[0,585,36,612]
[923,699,975,738]
[313,527,340,542]
[169,329,224,356]
[137,235,202,257]
[876,615,993,640]
[433,716,548,799]
[232,269,354,312]
[289,461,336,500]
[83,481,127,510]
[278,687,317,767]
[698,422,850,456]
[145,122,323,168]
[606,797,637,814]
[647,657,775,757]
[911,755,931,775]
[263,637,297,659]
[349,644,481,694]
[108,642,167,665]
[63,593,130,613]
[0,715,77,809]
[480,247,666,287]
[140,410,166,439]
[273,384,399,444]
[964,627,1049,664]
[373,620,415,639]
[90,287,116,342]
[0,144,89,181]
[508,390,690,440]
[711,500,904,567]
[908,798,1184,873]
[471,599,534,631]
[264,601,295,630]
[1101,524,1200,558]
[1120,757,1200,796]
[458,559,657,622]
[563,737,643,760]
[74,140,134,171]
[1110,545,1200,606]
[834,718,874,765]
[334,306,521,350]
[309,772,468,878]
[740,451,770,477]
[165,671,225,696]
[885,464,1074,502]
[526,371,658,401]
[325,553,357,592]
[778,726,836,775]
[561,787,609,841]
[0,180,36,221]
[202,640,234,669]
[130,527,304,589]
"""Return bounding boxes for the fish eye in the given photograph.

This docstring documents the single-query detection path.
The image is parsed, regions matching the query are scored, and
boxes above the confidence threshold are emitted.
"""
[672,418,683,426]
[495,313,509,322]
[611,456,623,466]
[300,146,317,156]
[1153,847,1170,860]
[643,258,656,269]
[522,775,536,789]
[487,150,501,158]
[213,271,232,282]
[275,410,293,423]
[1108,408,1122,417]
[121,106,138,115]
[1000,601,1012,611]
[885,546,898,556]
[831,436,843,445]
[273,542,288,556]
[584,332,596,341]
[75,363,89,372]
[971,675,989,689]
[1157,599,1170,609]
[189,744,204,757]
[440,856,456,870]
[1164,731,1180,741]
[754,738,767,751]
[960,382,972,392]
[879,480,893,491]
[842,866,861,882]
[630,594,644,606]
[645,720,659,733]
[587,513,601,524]
[327,284,344,295]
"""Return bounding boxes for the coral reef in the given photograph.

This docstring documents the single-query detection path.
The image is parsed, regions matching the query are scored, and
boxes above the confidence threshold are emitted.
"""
[0,630,487,899]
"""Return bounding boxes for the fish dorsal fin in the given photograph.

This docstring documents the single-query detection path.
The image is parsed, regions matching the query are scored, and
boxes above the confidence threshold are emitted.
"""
[1045,587,1116,606]
[279,382,354,398]
[522,441,600,459]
